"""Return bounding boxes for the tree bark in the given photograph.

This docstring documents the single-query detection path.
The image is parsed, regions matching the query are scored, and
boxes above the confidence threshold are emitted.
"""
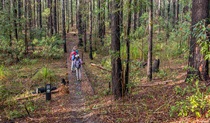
[133,0,137,31]
[125,0,132,94]
[111,0,123,99]
[28,0,32,41]
[71,0,73,27]
[24,0,28,54]
[147,0,153,81]
[187,0,209,81]
[166,0,170,42]
[54,0,57,34]
[78,0,83,46]
[84,16,87,52]
[62,0,67,53]
[38,0,42,28]
[67,0,70,33]
[13,0,18,41]
[18,0,22,27]
[175,0,179,24]
[48,0,53,36]
[89,1,93,60]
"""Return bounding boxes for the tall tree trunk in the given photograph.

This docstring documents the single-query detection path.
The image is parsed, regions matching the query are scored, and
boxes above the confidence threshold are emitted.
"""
[28,0,32,41]
[33,0,36,27]
[158,0,161,32]
[76,0,78,29]
[166,0,170,42]
[133,0,137,31]
[119,0,123,33]
[98,0,103,45]
[38,0,42,28]
[48,0,53,36]
[67,0,70,33]
[8,0,12,46]
[125,0,132,94]
[187,0,209,81]
[71,0,73,27]
[102,0,105,41]
[0,0,3,10]
[147,0,153,81]
[13,0,18,41]
[54,0,57,34]
[62,0,67,52]
[83,2,87,52]
[18,0,22,27]
[24,0,28,54]
[78,0,83,46]
[93,0,97,50]
[138,0,142,27]
[89,0,93,60]
[172,0,176,27]
[57,0,60,33]
[111,0,123,99]
[175,0,179,24]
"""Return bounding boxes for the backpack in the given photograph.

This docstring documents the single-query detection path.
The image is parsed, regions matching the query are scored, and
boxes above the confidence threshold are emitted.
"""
[75,59,81,69]
[70,51,76,61]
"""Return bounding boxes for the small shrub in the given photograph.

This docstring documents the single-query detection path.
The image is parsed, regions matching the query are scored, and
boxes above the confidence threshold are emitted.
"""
[32,36,64,59]
[170,80,210,118]
[32,67,56,85]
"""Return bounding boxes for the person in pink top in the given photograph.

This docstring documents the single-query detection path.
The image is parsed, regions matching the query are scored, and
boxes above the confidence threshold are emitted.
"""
[69,47,77,72]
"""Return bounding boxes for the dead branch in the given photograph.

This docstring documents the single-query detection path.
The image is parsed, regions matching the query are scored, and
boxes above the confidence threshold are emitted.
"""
[140,80,185,87]
[91,63,111,72]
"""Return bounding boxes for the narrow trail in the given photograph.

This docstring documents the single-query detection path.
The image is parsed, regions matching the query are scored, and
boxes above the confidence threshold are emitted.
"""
[66,32,96,123]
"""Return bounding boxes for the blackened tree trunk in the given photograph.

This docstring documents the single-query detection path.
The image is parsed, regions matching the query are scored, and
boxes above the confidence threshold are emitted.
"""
[0,0,3,10]
[18,0,22,27]
[33,0,36,27]
[98,0,103,45]
[48,0,53,36]
[133,0,137,31]
[175,0,179,25]
[38,0,42,28]
[62,0,67,53]
[24,0,28,54]
[125,0,132,94]
[54,0,57,34]
[166,0,170,42]
[172,0,176,27]
[111,0,123,99]
[84,22,87,52]
[28,0,32,41]
[57,0,60,32]
[187,0,209,81]
[67,0,70,33]
[76,0,78,29]
[102,0,105,42]
[89,0,93,60]
[147,0,153,81]
[71,0,73,27]
[119,0,123,33]
[138,1,143,27]
[78,0,83,46]
[13,0,18,41]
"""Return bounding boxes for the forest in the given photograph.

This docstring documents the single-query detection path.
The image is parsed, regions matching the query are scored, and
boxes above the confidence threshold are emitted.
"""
[0,0,210,122]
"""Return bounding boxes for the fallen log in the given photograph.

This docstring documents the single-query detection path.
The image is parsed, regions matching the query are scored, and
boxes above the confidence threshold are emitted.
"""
[90,63,111,72]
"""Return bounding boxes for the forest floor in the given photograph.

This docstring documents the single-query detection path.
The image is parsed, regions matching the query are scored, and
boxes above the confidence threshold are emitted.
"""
[2,30,210,123]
